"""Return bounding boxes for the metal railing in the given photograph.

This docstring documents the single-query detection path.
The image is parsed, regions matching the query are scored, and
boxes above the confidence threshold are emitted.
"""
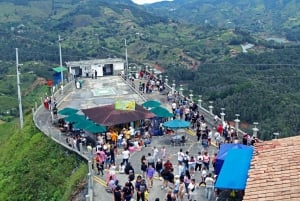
[32,79,94,201]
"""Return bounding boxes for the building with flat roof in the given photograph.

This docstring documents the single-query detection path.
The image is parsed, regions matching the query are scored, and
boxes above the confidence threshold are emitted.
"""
[66,58,125,78]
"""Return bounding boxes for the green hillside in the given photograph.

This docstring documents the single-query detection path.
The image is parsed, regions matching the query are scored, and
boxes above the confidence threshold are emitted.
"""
[145,0,300,41]
[0,1,299,139]
[0,117,87,200]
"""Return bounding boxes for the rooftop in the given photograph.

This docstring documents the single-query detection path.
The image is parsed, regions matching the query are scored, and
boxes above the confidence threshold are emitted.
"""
[66,58,125,66]
[243,135,300,201]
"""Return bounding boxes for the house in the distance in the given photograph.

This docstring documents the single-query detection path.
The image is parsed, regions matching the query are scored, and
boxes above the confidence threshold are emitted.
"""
[66,58,125,78]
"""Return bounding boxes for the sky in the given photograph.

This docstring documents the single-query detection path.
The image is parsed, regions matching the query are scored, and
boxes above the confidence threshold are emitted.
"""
[131,0,173,5]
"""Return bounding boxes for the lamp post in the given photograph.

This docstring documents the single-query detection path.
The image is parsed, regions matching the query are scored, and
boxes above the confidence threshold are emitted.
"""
[179,84,184,96]
[234,114,240,133]
[220,108,226,124]
[165,75,168,85]
[252,122,259,138]
[208,101,214,114]
[125,39,129,78]
[189,90,193,103]
[198,95,202,108]
[172,80,176,94]
[58,35,63,85]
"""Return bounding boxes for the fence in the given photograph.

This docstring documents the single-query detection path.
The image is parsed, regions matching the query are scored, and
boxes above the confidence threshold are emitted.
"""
[32,79,94,201]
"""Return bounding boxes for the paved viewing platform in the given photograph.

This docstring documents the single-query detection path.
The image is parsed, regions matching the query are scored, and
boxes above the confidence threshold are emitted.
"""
[33,76,226,201]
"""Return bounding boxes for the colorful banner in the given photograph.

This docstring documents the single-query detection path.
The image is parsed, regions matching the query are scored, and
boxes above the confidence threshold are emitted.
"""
[115,100,136,111]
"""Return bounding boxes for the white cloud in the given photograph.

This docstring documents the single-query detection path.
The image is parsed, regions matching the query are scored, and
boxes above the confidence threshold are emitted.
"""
[131,0,173,5]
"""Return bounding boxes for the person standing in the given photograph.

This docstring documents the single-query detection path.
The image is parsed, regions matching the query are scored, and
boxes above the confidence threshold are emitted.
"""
[161,146,166,161]
[205,173,215,200]
[153,146,159,163]
[122,148,130,166]
[195,152,203,172]
[203,152,210,171]
[122,182,133,201]
[177,149,184,164]
[95,153,104,175]
[155,159,163,180]
[187,179,197,201]
[136,176,148,201]
[141,155,147,178]
[146,164,155,188]
[113,185,122,201]
[94,70,97,79]
[146,152,155,168]
[178,175,185,201]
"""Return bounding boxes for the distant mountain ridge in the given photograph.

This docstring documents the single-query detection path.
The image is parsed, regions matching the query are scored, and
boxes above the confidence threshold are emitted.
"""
[144,0,300,41]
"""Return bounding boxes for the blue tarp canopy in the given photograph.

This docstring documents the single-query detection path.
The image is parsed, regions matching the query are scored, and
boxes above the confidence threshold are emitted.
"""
[215,147,253,190]
[215,143,250,175]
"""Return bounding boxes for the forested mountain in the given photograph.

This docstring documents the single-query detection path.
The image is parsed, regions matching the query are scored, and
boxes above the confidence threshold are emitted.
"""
[0,0,299,138]
[0,0,299,199]
[144,0,300,41]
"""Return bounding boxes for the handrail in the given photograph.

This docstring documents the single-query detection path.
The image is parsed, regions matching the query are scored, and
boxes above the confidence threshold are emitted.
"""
[32,79,94,201]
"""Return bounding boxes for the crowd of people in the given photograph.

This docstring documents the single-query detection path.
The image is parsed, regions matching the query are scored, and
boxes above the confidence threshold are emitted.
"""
[47,69,257,201]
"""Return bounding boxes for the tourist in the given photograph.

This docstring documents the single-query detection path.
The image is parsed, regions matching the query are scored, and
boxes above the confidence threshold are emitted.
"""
[188,156,196,176]
[178,161,185,176]
[153,146,159,163]
[124,162,134,175]
[177,148,184,164]
[203,151,210,171]
[199,167,207,186]
[95,152,104,176]
[184,170,191,193]
[205,173,215,200]
[187,179,197,201]
[141,155,147,178]
[155,159,163,180]
[113,185,122,201]
[135,176,148,201]
[164,189,175,201]
[173,175,180,200]
[195,152,203,172]
[161,146,166,161]
[122,147,130,166]
[122,182,133,201]
[146,152,155,168]
[146,164,155,188]
[178,175,185,201]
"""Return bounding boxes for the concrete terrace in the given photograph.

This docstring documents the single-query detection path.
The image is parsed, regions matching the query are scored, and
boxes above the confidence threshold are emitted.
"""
[33,76,224,201]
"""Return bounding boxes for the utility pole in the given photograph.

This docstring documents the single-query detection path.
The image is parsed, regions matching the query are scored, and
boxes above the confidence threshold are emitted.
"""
[58,35,63,85]
[125,39,129,78]
[16,48,24,128]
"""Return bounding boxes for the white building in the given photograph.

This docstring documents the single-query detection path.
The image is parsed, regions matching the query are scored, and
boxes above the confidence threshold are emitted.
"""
[66,58,125,78]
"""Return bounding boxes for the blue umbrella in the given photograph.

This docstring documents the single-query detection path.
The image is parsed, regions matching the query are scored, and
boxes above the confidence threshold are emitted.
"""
[162,119,190,129]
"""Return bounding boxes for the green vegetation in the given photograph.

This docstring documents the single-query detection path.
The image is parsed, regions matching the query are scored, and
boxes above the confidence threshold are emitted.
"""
[0,117,87,201]
[0,1,299,198]
[145,0,300,41]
